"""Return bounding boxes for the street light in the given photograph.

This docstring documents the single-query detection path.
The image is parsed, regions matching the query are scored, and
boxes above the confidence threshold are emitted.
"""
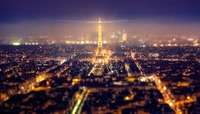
[163,86,167,91]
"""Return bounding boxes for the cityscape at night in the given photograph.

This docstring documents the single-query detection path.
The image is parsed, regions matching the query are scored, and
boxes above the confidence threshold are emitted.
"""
[1,0,200,114]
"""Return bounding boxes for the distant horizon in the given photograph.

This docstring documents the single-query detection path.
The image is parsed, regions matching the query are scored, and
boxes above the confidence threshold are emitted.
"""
[1,0,200,37]
[1,18,200,37]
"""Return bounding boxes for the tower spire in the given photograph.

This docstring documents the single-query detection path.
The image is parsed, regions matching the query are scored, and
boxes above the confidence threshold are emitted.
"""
[98,17,102,47]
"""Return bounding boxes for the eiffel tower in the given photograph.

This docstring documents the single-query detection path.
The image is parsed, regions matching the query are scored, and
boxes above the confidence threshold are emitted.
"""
[93,18,107,64]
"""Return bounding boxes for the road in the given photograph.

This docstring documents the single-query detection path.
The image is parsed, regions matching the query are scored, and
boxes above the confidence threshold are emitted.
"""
[131,56,183,114]
[71,88,89,114]
[153,76,183,114]
[76,89,90,114]
[88,63,104,76]
[132,55,198,114]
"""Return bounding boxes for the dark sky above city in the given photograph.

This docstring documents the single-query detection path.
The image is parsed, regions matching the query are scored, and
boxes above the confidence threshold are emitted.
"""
[1,0,200,37]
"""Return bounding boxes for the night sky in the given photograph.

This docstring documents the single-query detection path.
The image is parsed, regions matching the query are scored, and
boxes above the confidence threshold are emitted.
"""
[1,0,200,36]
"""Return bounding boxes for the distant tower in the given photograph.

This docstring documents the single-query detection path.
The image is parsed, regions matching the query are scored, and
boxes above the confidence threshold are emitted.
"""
[122,30,127,42]
[93,18,107,64]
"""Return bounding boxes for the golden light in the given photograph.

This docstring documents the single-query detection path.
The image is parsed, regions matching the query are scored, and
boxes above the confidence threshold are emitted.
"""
[194,43,199,46]
[75,93,80,100]
[72,78,80,85]
[31,85,35,89]
[169,102,173,107]
[187,96,190,99]
[46,81,50,86]
[125,96,130,101]
[73,78,79,82]
[158,80,161,84]
[163,86,167,91]
[66,41,71,44]
[127,77,135,82]
[154,44,157,47]
[36,75,45,82]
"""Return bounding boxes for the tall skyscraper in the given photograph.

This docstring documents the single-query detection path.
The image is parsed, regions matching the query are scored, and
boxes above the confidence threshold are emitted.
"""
[122,30,127,42]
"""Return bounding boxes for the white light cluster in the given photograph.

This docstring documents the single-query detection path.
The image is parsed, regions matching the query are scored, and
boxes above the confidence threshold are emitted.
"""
[25,42,39,45]
[13,42,20,45]
[66,41,108,44]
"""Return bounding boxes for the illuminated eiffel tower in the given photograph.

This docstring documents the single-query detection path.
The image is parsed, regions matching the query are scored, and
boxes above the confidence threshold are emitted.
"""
[93,18,107,64]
